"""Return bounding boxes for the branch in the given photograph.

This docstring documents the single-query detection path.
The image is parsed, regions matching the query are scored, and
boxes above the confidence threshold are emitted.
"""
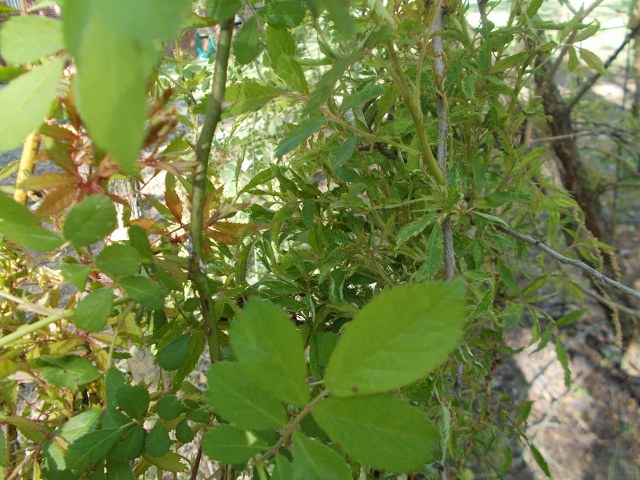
[566,22,640,112]
[497,225,640,302]
[0,310,69,349]
[430,0,455,281]
[189,18,235,363]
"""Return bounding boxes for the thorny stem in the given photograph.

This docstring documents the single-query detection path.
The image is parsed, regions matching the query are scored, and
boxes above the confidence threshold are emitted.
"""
[189,18,234,363]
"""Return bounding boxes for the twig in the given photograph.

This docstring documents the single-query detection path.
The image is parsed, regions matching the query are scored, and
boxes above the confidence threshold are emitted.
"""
[0,310,70,349]
[189,446,203,480]
[189,18,235,363]
[566,22,640,112]
[497,225,640,301]
[0,291,61,317]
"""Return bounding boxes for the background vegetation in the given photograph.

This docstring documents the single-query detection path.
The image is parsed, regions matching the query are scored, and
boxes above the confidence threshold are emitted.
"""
[0,0,639,478]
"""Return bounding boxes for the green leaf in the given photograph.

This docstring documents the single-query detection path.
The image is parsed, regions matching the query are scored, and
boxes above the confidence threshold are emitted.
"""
[201,425,267,464]
[416,224,443,281]
[105,367,126,408]
[275,117,326,158]
[555,338,571,388]
[61,263,91,290]
[579,48,605,74]
[156,333,190,371]
[118,276,165,310]
[205,361,288,430]
[71,14,148,173]
[65,428,120,471]
[473,211,508,227]
[0,193,64,251]
[96,244,141,278]
[73,287,114,332]
[325,281,466,396]
[0,57,63,152]
[312,395,439,470]
[567,45,579,72]
[340,84,384,113]
[556,308,587,327]
[237,167,276,195]
[175,420,194,444]
[233,16,261,65]
[105,461,136,480]
[116,384,150,420]
[208,0,242,21]
[574,21,600,43]
[396,216,431,246]
[92,0,190,42]
[63,195,117,247]
[43,408,102,471]
[274,55,309,94]
[265,26,295,59]
[530,443,551,478]
[145,422,171,458]
[155,394,183,421]
[230,298,309,405]
[109,424,145,461]
[261,1,306,28]
[142,452,187,473]
[35,356,100,388]
[0,15,63,64]
[526,0,544,16]
[272,454,293,480]
[320,0,355,38]
[128,225,153,260]
[225,81,285,117]
[291,432,351,480]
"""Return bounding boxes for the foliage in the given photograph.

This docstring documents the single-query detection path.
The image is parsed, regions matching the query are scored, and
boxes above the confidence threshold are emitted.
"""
[0,0,621,478]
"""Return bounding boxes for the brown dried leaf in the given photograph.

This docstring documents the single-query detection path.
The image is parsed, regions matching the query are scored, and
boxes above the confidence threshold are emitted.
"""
[35,186,78,217]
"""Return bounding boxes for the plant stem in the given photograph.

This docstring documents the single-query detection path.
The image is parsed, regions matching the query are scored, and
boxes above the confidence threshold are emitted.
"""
[0,310,70,349]
[386,42,445,185]
[259,390,330,461]
[189,18,234,363]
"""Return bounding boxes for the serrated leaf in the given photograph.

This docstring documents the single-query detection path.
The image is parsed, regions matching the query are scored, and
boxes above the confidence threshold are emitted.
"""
[261,0,306,28]
[156,334,190,371]
[291,432,351,480]
[312,395,439,470]
[396,216,432,246]
[340,84,384,113]
[65,428,120,471]
[233,16,260,65]
[70,13,148,173]
[0,193,64,251]
[274,55,308,94]
[96,244,141,278]
[0,15,63,65]
[224,81,285,117]
[473,211,508,227]
[556,308,587,327]
[201,425,267,464]
[325,281,466,396]
[63,195,117,247]
[567,45,579,72]
[35,355,100,388]
[142,452,187,473]
[175,420,194,444]
[105,461,136,480]
[0,58,63,152]
[321,0,355,38]
[128,225,153,260]
[105,367,126,408]
[116,384,149,420]
[18,172,75,191]
[73,287,114,332]
[275,117,326,158]
[208,0,242,21]
[579,48,605,74]
[574,22,600,42]
[164,174,183,223]
[272,454,293,480]
[205,361,287,430]
[155,394,183,421]
[109,424,145,461]
[526,0,544,17]
[145,422,171,457]
[230,298,309,405]
[118,276,165,310]
[416,224,443,281]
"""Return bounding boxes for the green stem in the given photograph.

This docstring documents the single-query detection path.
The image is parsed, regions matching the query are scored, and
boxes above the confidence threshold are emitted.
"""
[259,390,330,461]
[386,42,445,185]
[0,311,70,349]
[189,18,235,363]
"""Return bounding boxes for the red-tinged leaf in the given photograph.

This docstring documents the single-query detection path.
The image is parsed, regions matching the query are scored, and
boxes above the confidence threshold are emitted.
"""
[35,187,78,217]
[206,228,239,245]
[42,136,77,175]
[211,222,258,235]
[18,173,76,191]
[39,123,77,142]
[164,174,183,223]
